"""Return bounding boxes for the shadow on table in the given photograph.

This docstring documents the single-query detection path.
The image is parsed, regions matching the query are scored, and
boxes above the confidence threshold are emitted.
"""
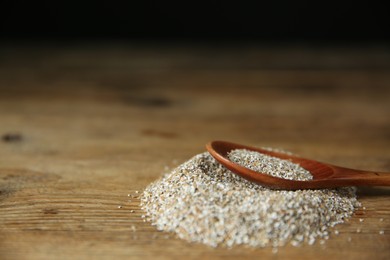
[357,187,390,196]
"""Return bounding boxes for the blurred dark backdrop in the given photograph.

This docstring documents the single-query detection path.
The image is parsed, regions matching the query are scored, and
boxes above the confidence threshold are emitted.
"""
[1,1,389,44]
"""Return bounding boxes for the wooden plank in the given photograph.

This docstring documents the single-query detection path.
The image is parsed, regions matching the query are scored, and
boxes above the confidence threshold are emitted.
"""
[0,45,389,259]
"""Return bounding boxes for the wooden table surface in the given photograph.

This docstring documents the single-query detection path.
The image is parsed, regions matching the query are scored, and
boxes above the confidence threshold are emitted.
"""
[0,44,389,259]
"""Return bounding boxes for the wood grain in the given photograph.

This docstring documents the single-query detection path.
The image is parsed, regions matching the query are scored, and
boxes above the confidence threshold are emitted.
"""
[0,44,389,259]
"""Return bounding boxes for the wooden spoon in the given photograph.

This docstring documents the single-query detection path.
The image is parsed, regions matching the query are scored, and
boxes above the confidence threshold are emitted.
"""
[206,140,390,190]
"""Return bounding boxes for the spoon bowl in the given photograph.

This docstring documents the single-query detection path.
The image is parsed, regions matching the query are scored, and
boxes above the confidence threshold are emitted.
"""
[206,141,390,190]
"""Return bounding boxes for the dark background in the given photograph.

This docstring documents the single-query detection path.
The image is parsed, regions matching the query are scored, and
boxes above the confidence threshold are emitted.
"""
[1,1,389,44]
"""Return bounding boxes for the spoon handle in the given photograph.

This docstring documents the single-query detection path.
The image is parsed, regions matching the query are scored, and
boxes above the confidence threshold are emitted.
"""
[331,166,390,186]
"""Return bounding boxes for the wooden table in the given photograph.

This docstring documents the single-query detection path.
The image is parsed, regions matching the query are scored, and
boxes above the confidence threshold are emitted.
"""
[0,43,389,259]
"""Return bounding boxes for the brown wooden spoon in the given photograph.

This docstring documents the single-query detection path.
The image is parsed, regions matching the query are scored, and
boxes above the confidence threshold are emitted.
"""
[206,140,390,190]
